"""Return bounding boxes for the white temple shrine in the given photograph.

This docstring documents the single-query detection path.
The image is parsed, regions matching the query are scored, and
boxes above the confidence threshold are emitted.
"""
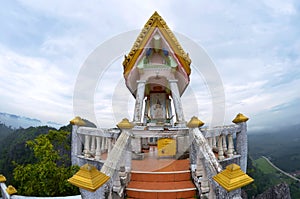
[0,12,253,199]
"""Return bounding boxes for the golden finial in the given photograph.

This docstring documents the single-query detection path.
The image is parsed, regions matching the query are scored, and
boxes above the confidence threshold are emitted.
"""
[187,116,205,128]
[117,118,134,129]
[213,163,254,192]
[70,116,86,126]
[0,174,6,182]
[6,185,17,195]
[232,113,249,124]
[68,164,110,192]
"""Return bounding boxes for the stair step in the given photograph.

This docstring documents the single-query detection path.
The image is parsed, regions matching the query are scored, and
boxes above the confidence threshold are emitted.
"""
[126,181,196,198]
[130,170,191,182]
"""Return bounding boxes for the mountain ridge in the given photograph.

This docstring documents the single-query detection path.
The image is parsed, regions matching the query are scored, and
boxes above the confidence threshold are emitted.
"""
[0,112,63,129]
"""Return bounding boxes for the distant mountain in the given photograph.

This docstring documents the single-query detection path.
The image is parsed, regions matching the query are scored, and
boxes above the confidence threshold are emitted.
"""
[0,112,63,129]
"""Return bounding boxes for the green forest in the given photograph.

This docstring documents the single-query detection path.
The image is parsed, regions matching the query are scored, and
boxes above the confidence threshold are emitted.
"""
[0,123,80,196]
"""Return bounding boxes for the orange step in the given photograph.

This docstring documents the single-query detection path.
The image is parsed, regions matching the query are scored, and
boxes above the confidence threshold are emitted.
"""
[126,159,197,199]
[130,170,191,182]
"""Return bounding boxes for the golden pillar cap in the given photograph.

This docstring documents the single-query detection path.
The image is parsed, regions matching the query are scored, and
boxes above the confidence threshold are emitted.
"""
[213,163,254,192]
[68,164,110,192]
[70,116,86,126]
[117,118,134,129]
[0,174,6,183]
[232,113,249,123]
[187,116,205,128]
[6,185,17,195]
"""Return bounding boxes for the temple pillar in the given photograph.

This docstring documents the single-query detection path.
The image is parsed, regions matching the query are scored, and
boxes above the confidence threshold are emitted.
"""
[169,79,185,124]
[70,116,86,165]
[233,113,249,173]
[236,122,248,172]
[133,80,146,123]
[143,97,150,124]
[166,97,173,124]
[125,137,132,172]
[71,125,81,165]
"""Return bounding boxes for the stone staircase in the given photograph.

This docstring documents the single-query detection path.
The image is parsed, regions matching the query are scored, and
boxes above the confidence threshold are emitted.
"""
[126,159,197,199]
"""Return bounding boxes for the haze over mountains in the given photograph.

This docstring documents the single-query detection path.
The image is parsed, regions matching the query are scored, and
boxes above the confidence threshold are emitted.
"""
[0,112,63,129]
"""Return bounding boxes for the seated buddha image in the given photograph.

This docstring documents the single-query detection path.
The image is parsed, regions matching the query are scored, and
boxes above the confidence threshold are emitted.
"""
[153,100,164,119]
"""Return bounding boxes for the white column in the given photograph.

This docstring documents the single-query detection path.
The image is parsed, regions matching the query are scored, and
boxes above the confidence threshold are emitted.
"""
[90,136,96,156]
[125,137,132,172]
[143,97,149,124]
[133,80,146,123]
[167,97,173,124]
[236,122,248,172]
[101,137,106,153]
[169,79,185,123]
[71,125,82,165]
[218,135,224,160]
[227,134,234,158]
[222,134,227,153]
[95,137,102,160]
[84,135,90,157]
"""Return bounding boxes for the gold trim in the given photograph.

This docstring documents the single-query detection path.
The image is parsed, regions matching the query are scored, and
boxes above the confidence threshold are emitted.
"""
[187,116,205,128]
[232,113,249,124]
[6,185,17,195]
[213,164,254,192]
[117,118,134,129]
[0,174,6,183]
[68,164,110,192]
[123,11,191,77]
[70,116,86,126]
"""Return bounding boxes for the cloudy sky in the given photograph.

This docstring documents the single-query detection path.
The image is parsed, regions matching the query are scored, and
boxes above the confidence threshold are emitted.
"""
[0,0,299,132]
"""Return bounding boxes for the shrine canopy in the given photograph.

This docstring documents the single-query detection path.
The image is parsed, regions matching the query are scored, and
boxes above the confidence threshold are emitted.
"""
[122,11,192,97]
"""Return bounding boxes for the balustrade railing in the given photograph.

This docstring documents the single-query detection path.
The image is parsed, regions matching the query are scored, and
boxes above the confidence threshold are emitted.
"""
[75,127,120,161]
[200,124,241,161]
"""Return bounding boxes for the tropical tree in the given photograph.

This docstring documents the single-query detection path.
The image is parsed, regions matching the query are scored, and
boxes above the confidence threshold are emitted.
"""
[13,130,79,196]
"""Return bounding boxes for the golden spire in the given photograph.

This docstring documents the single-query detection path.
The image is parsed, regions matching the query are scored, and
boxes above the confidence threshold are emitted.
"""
[70,116,86,126]
[187,116,205,128]
[123,11,191,77]
[6,185,17,195]
[213,164,254,192]
[232,113,249,124]
[117,118,134,129]
[68,164,110,192]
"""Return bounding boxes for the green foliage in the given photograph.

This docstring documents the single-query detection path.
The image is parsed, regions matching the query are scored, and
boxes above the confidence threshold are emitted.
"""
[0,126,54,184]
[254,157,277,174]
[13,130,79,196]
[0,122,14,141]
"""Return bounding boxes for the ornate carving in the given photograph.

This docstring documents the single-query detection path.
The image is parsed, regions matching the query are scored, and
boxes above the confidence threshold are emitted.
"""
[123,11,191,76]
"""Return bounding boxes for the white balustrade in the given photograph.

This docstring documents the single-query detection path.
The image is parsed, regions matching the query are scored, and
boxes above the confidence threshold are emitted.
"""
[74,127,120,161]
[200,124,242,161]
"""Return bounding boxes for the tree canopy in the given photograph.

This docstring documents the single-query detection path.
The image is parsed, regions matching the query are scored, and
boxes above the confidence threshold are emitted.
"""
[13,130,79,196]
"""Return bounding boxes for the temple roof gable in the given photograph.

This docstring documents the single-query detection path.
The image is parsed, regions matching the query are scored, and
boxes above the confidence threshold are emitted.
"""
[123,11,191,78]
